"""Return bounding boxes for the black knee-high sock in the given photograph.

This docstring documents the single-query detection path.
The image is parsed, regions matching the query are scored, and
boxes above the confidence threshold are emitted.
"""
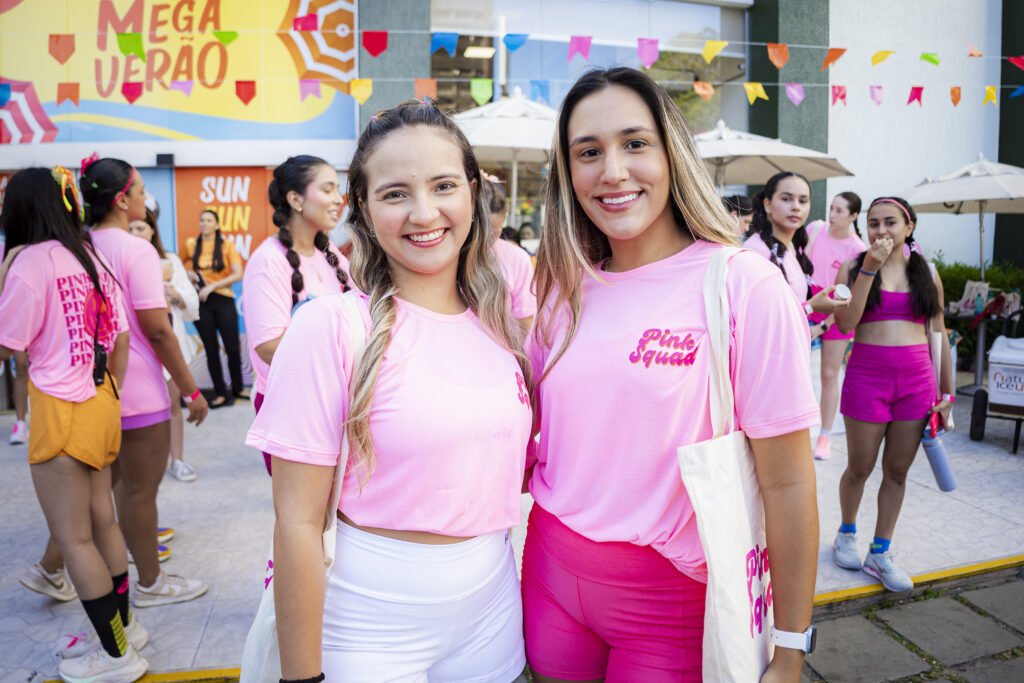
[112,571,130,627]
[81,590,127,657]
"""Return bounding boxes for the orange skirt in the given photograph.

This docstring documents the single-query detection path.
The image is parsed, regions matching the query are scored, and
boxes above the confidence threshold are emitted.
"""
[28,378,122,470]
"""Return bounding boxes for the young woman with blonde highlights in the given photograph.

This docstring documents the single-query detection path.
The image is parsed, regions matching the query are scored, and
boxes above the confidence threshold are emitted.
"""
[247,101,533,682]
[525,67,819,682]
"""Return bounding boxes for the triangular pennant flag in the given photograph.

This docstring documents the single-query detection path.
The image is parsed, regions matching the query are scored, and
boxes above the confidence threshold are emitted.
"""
[236,80,256,105]
[56,82,80,106]
[821,47,846,70]
[122,81,143,104]
[785,83,804,106]
[362,31,388,57]
[1009,56,1024,71]
[1011,86,1024,98]
[431,32,458,57]
[0,83,11,107]
[743,82,768,105]
[908,86,924,106]
[767,43,789,69]
[692,81,714,101]
[350,78,372,104]
[568,35,591,62]
[170,80,194,96]
[920,52,940,66]
[470,78,493,106]
[638,38,659,68]
[870,85,883,105]
[530,79,550,104]
[967,41,982,57]
[212,31,237,46]
[831,85,847,106]
[503,34,528,53]
[414,78,437,100]
[951,86,962,107]
[299,79,321,102]
[702,40,728,63]
[49,34,75,64]
[983,86,997,106]
[293,13,317,31]
[116,33,146,62]
[871,50,894,66]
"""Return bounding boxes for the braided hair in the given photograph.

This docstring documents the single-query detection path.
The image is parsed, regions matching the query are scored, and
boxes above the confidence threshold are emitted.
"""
[267,155,349,306]
[750,171,814,296]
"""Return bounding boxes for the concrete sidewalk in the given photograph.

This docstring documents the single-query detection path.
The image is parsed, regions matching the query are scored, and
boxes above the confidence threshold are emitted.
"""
[1,388,1022,682]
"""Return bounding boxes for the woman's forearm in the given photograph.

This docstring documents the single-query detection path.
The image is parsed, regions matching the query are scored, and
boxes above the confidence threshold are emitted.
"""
[274,520,327,679]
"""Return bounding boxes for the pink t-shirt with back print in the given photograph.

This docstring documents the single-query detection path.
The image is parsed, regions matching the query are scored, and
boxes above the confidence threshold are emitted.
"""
[90,227,171,418]
[744,231,809,304]
[242,236,350,395]
[526,240,818,582]
[492,238,537,320]
[0,241,129,402]
[246,290,532,537]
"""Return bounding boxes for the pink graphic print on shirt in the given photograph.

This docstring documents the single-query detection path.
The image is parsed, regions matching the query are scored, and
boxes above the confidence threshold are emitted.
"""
[57,271,119,367]
[515,371,531,409]
[629,328,699,369]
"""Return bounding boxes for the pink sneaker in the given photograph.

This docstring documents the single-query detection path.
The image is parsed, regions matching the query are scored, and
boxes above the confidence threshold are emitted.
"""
[813,434,832,461]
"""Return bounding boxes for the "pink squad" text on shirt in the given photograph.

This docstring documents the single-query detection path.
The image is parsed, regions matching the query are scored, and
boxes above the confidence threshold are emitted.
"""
[629,328,699,369]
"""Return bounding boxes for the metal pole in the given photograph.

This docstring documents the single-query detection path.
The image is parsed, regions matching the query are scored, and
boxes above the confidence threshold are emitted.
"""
[511,153,519,229]
[978,200,986,281]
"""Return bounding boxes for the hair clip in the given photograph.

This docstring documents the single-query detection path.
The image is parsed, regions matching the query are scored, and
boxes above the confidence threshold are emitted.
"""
[80,152,100,173]
[481,172,502,184]
[419,96,432,106]
[52,165,85,221]
[370,114,379,121]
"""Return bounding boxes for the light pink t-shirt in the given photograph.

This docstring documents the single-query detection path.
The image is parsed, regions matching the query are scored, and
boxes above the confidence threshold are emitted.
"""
[744,232,809,304]
[493,238,536,320]
[0,241,128,402]
[806,220,866,291]
[246,291,532,537]
[526,241,818,581]
[90,228,171,418]
[242,237,350,395]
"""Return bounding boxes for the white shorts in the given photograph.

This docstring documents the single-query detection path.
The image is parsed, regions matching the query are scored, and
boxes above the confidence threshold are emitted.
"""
[322,523,526,682]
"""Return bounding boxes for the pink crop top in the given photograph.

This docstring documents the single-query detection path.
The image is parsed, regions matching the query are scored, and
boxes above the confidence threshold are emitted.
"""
[859,290,927,325]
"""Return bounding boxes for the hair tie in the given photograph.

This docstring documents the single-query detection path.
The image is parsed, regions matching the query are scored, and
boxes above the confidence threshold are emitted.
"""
[51,166,85,221]
[419,96,432,106]
[481,172,502,184]
[871,198,913,225]
[370,114,379,121]
[80,152,100,173]
[771,241,780,258]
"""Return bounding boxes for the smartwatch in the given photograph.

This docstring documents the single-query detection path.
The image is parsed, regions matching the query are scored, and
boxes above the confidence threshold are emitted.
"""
[770,625,817,654]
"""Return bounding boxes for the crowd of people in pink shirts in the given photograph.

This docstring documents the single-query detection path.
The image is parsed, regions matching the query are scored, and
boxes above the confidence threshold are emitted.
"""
[0,65,956,683]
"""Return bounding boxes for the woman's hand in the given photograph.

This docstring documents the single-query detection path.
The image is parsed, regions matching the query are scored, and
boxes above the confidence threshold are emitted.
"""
[165,285,184,308]
[807,286,850,316]
[928,398,954,431]
[863,236,894,272]
[198,285,213,303]
[760,651,805,683]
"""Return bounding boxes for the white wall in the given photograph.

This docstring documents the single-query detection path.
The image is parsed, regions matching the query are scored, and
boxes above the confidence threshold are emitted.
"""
[826,0,1002,267]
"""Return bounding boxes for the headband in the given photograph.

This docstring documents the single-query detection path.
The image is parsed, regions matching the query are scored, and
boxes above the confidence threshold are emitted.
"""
[111,167,137,207]
[871,198,913,225]
[52,166,85,221]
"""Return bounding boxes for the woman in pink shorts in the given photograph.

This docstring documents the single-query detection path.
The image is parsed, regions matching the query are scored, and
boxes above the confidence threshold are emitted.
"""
[832,197,954,593]
[525,67,820,682]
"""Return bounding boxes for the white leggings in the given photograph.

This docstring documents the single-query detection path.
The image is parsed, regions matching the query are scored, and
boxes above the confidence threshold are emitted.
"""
[322,523,526,682]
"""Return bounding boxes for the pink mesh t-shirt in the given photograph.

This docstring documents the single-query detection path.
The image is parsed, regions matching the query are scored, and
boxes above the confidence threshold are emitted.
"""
[90,228,171,418]
[242,237,350,395]
[0,242,129,402]
[744,232,809,304]
[493,238,536,320]
[526,240,818,581]
[806,220,866,291]
[246,291,533,537]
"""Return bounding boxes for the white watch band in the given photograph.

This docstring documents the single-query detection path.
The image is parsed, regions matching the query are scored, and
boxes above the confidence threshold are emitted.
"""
[770,625,814,653]
[803,301,814,316]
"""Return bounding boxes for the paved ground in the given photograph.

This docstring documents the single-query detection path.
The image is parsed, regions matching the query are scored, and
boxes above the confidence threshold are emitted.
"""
[1,367,1022,682]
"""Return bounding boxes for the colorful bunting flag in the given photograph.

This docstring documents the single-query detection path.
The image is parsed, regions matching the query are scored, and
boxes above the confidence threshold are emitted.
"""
[170,80,193,96]
[767,43,789,69]
[503,34,528,52]
[983,86,997,106]
[568,35,591,62]
[831,85,847,106]
[350,78,372,104]
[56,83,79,106]
[117,32,146,61]
[1011,86,1024,98]
[471,78,493,105]
[122,82,143,104]
[821,47,846,70]
[920,52,940,66]
[293,13,317,31]
[1009,56,1024,71]
[431,32,458,57]
[299,79,321,101]
[692,81,714,101]
[363,31,388,57]
[785,83,804,106]
[951,86,961,107]
[236,80,256,105]
[871,50,893,66]
[414,78,437,100]
[907,86,924,106]
[0,83,11,107]
[743,82,768,105]
[870,85,883,105]
[638,38,659,68]
[48,34,75,64]
[530,79,550,104]
[212,31,237,46]
[702,40,728,63]
[967,41,982,57]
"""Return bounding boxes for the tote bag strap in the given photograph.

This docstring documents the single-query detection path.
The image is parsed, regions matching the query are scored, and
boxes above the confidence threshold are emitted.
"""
[703,246,743,439]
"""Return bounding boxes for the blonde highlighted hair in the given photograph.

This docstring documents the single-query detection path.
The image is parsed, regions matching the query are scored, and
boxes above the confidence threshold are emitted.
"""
[534,67,740,380]
[344,100,533,481]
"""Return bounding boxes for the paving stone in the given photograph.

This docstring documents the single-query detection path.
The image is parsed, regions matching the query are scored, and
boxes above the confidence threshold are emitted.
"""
[805,615,928,683]
[954,656,1024,683]
[876,597,1023,665]
[960,580,1024,634]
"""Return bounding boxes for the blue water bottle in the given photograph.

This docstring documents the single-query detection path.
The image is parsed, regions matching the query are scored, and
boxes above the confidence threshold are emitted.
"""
[921,413,957,492]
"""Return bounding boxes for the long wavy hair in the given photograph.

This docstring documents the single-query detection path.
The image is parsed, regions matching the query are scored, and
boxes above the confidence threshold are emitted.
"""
[534,67,739,381]
[750,171,814,295]
[344,100,533,481]
[192,209,225,272]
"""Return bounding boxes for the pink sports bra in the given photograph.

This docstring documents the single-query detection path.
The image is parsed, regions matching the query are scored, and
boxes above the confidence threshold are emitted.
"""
[859,290,927,325]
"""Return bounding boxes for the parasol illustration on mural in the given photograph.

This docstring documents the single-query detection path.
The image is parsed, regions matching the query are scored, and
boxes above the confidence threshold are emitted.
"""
[278,0,357,92]
[0,78,58,144]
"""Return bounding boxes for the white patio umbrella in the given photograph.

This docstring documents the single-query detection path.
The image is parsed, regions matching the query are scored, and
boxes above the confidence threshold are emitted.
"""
[453,87,556,223]
[694,120,853,187]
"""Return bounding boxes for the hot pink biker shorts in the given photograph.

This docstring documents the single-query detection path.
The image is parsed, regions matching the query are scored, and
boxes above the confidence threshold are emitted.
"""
[841,342,936,423]
[521,504,706,681]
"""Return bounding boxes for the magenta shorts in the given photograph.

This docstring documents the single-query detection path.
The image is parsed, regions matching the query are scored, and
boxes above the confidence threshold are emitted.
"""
[521,504,705,681]
[121,408,170,431]
[841,342,936,422]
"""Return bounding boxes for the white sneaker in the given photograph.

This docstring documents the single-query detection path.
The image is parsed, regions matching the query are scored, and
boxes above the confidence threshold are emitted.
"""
[9,419,28,445]
[57,616,150,659]
[133,570,208,608]
[20,563,77,601]
[832,532,862,570]
[863,550,914,592]
[58,642,148,683]
[168,459,197,482]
